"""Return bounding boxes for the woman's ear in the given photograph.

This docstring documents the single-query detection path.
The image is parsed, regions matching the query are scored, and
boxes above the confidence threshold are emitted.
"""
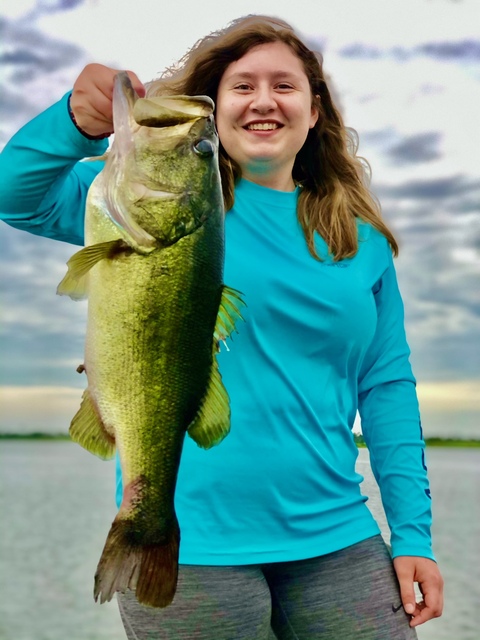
[310,96,321,128]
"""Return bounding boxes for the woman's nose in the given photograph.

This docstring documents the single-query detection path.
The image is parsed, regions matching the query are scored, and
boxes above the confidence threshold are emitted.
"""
[250,87,277,113]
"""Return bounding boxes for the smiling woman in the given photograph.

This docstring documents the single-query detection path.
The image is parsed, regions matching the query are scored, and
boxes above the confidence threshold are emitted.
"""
[215,42,319,191]
[147,15,398,262]
[0,12,444,640]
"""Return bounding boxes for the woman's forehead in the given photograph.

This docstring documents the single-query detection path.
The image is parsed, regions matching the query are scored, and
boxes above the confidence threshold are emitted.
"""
[221,42,309,81]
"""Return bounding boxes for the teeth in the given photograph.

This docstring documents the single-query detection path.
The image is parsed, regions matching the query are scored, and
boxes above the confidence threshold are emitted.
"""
[247,123,279,130]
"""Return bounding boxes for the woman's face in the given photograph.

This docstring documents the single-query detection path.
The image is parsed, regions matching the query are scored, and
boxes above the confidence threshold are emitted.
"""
[216,41,318,191]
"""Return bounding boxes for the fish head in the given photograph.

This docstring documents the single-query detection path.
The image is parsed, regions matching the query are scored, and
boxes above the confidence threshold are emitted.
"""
[101,73,223,252]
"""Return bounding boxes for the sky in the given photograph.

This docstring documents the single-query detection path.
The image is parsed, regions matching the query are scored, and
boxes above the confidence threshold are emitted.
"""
[0,0,479,437]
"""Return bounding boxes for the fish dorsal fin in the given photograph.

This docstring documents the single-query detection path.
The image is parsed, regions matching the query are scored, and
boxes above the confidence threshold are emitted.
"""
[187,285,246,449]
[57,239,125,300]
[214,285,246,344]
[69,389,116,460]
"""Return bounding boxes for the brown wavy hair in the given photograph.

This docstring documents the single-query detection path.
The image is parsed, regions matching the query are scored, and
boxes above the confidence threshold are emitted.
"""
[147,15,398,260]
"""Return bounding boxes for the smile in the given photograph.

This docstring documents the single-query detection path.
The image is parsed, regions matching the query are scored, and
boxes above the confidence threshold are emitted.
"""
[245,123,281,131]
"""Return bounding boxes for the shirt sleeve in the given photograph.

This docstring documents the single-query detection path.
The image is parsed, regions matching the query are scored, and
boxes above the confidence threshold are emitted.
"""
[0,92,108,246]
[357,240,434,561]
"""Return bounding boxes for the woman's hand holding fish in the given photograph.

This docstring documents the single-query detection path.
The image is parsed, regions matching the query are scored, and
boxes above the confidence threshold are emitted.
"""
[70,63,145,138]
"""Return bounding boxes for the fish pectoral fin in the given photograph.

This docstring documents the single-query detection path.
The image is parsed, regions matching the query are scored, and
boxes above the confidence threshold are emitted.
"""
[69,389,116,460]
[188,285,246,449]
[56,239,126,300]
[214,285,246,344]
[187,357,230,449]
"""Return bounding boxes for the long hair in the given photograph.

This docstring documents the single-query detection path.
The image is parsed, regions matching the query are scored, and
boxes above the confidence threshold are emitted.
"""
[147,15,398,260]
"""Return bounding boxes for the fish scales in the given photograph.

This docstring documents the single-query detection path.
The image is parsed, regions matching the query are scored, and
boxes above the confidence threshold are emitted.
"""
[90,244,217,458]
[87,222,223,519]
[57,72,244,608]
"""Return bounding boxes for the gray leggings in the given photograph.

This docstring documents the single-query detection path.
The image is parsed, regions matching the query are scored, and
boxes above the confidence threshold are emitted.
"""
[117,535,417,640]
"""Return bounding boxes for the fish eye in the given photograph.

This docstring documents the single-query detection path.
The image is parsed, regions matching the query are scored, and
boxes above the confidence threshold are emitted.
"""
[193,138,214,157]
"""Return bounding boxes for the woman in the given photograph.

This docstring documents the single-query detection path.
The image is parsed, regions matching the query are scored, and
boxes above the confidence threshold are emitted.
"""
[0,15,443,640]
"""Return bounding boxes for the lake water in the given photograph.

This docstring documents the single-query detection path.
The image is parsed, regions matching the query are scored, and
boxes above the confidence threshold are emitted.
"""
[0,442,478,640]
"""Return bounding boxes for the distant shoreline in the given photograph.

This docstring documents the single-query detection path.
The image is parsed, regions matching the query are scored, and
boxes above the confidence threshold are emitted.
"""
[1,433,479,447]
[0,433,71,441]
[353,434,480,448]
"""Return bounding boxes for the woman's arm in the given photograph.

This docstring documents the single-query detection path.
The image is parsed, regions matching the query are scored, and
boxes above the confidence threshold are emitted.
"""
[0,65,144,245]
[357,239,443,625]
[358,242,432,559]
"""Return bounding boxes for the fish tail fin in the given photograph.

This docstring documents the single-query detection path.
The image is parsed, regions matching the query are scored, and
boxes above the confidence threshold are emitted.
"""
[94,514,180,608]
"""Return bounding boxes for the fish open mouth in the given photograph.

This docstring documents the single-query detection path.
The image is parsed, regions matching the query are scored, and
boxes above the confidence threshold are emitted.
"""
[131,184,182,200]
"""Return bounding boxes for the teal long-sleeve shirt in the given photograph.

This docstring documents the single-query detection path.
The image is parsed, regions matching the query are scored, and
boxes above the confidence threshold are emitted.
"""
[0,93,434,563]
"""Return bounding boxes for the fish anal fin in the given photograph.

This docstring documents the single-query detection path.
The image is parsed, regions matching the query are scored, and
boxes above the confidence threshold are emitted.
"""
[187,357,230,449]
[214,285,246,344]
[57,239,126,300]
[94,514,180,608]
[69,389,116,460]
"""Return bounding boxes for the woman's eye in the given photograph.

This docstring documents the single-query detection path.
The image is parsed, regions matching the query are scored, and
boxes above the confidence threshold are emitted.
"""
[234,84,252,91]
[276,83,294,90]
[193,138,214,157]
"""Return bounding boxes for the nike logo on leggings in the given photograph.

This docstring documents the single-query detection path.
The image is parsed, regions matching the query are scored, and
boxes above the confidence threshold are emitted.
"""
[392,603,403,613]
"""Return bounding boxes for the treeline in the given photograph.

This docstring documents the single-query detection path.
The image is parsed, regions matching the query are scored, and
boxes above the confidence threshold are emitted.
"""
[1,433,479,447]
[0,432,69,440]
[353,433,480,448]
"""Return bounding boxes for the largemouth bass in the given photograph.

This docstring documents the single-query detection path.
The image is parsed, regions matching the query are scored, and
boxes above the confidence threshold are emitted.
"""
[57,72,244,608]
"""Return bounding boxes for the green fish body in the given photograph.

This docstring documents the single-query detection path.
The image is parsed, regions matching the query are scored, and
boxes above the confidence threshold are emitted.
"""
[58,73,244,608]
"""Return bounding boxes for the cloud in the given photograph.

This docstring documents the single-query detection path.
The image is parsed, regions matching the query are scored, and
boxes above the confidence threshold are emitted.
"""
[2,381,478,438]
[1,0,479,439]
[338,44,383,59]
[418,40,480,61]
[0,225,88,386]
[389,222,480,381]
[377,175,480,200]
[0,14,94,387]
[47,0,86,10]
[361,159,480,384]
[22,0,86,20]
[338,39,480,62]
[416,380,480,439]
[386,132,443,165]
[0,386,83,433]
[0,15,90,146]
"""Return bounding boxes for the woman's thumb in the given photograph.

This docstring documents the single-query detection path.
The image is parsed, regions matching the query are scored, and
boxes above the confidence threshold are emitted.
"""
[394,557,416,614]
